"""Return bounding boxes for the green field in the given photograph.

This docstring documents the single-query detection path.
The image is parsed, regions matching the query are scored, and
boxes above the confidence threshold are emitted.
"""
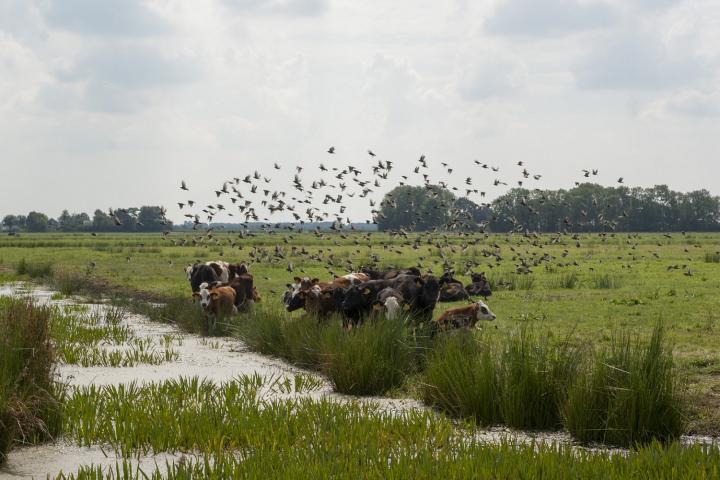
[1,231,720,476]
[2,231,720,430]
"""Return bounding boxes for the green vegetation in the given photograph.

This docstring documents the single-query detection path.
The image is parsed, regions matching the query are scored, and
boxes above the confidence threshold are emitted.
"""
[237,309,424,395]
[57,442,720,480]
[565,323,686,447]
[422,328,581,430]
[56,375,718,479]
[0,298,63,465]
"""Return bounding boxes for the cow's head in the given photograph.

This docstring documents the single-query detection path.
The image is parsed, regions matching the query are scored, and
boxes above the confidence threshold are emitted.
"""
[185,264,196,281]
[474,301,496,322]
[470,272,487,284]
[420,276,441,304]
[285,288,307,312]
[193,282,217,309]
[229,263,249,279]
[383,296,401,320]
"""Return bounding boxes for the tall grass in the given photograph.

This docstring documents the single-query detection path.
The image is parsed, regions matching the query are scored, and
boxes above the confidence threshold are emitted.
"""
[15,258,53,278]
[704,252,720,263]
[564,322,686,447]
[0,297,64,464]
[321,317,416,395]
[547,272,579,289]
[422,327,581,430]
[591,273,624,289]
[237,307,422,395]
[421,334,501,424]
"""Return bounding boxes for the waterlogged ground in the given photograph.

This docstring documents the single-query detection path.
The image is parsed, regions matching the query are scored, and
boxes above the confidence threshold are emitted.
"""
[0,282,716,478]
[0,283,428,478]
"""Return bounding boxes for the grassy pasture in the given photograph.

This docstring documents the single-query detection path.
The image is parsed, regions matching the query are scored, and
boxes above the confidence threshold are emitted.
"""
[1,231,719,435]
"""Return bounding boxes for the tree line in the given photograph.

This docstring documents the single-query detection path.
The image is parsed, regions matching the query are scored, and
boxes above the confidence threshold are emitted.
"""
[1,207,171,233]
[376,184,720,233]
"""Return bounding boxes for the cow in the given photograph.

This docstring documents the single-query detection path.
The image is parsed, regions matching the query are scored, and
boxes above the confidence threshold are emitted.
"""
[465,272,492,298]
[228,273,257,311]
[339,279,393,325]
[372,287,406,320]
[186,261,230,292]
[192,282,237,331]
[227,262,249,280]
[438,271,469,302]
[301,284,341,317]
[434,300,496,331]
[284,273,368,312]
[386,274,441,323]
[360,266,421,280]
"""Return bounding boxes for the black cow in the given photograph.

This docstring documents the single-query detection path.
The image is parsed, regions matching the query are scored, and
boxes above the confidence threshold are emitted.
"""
[339,279,391,326]
[229,273,256,311]
[439,283,470,302]
[466,272,492,298]
[188,264,220,293]
[360,266,421,280]
[438,271,469,302]
[386,274,441,323]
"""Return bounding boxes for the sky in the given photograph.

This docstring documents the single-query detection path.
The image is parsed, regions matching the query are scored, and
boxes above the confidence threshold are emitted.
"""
[0,0,718,224]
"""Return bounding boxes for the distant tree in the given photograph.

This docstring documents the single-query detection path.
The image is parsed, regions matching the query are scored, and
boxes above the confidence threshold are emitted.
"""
[26,211,49,232]
[92,209,115,231]
[376,185,456,231]
[489,184,720,233]
[137,206,170,232]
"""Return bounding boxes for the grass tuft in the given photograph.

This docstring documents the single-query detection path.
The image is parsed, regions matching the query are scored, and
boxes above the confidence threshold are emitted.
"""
[0,297,64,464]
[564,321,686,447]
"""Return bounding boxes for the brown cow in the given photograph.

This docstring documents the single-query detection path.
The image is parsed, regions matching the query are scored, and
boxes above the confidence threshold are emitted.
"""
[192,282,237,331]
[434,300,496,331]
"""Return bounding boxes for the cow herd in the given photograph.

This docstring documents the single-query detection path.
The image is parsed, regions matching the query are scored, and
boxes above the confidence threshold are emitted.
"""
[186,260,496,332]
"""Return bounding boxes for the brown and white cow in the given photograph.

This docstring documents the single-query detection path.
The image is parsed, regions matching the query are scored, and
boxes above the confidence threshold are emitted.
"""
[434,300,496,331]
[192,282,237,330]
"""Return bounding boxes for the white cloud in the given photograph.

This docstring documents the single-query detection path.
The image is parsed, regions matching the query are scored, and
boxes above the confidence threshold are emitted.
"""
[223,0,328,17]
[484,0,616,37]
[41,0,169,36]
[575,30,704,90]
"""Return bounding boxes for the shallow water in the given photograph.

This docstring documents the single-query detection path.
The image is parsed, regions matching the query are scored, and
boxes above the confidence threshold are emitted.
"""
[0,282,716,478]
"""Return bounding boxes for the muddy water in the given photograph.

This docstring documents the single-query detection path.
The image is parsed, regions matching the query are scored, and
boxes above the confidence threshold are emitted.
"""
[0,282,715,478]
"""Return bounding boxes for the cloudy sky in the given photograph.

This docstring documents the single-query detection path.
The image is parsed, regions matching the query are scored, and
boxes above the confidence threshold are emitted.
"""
[0,0,718,223]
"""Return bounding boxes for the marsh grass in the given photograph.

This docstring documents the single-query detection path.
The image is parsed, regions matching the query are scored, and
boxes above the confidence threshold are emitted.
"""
[56,442,720,480]
[422,327,581,430]
[591,273,624,289]
[704,252,720,263]
[61,375,457,457]
[547,272,579,289]
[321,317,417,395]
[237,308,423,395]
[0,297,64,464]
[58,338,179,368]
[564,322,686,447]
[509,274,536,291]
[15,258,53,278]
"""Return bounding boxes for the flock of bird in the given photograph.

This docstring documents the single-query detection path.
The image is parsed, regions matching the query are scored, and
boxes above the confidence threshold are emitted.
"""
[164,148,707,280]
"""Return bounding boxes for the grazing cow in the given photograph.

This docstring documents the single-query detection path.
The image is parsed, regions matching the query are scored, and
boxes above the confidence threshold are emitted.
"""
[192,282,237,330]
[465,272,492,298]
[372,287,406,320]
[186,261,230,292]
[435,300,496,331]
